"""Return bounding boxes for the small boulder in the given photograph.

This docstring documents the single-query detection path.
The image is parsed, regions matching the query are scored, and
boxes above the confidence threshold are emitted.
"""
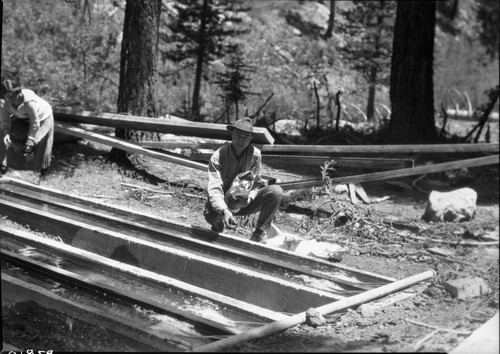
[422,187,477,222]
[305,307,326,327]
[285,2,329,37]
[443,277,491,299]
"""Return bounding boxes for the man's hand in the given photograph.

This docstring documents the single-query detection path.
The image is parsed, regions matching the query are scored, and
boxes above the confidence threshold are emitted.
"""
[229,192,248,204]
[222,209,237,229]
[3,134,11,148]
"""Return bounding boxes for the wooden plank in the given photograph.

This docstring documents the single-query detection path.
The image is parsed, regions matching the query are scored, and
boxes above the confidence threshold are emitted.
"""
[0,204,345,313]
[257,143,499,155]
[1,177,396,287]
[141,141,225,150]
[53,110,275,145]
[55,125,276,184]
[258,154,414,170]
[0,224,289,322]
[191,152,414,170]
[1,248,241,335]
[55,123,208,171]
[1,274,192,351]
[354,183,372,204]
[277,155,499,191]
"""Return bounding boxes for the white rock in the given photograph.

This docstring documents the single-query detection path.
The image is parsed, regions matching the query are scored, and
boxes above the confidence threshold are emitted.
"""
[422,187,477,222]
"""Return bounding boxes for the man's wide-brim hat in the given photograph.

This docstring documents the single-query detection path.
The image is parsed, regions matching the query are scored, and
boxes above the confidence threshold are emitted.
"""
[226,117,254,134]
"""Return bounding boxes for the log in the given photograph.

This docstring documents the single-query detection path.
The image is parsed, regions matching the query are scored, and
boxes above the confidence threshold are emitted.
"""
[53,110,275,145]
[191,152,415,170]
[192,270,436,352]
[446,109,499,122]
[140,141,225,150]
[277,155,499,191]
[257,143,499,155]
[55,123,208,171]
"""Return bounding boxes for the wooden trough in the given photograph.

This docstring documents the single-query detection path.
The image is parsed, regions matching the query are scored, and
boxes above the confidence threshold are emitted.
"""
[0,178,396,314]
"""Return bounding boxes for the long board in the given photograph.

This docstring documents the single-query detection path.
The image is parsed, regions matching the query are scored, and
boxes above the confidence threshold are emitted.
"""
[277,154,500,191]
[54,110,275,145]
[256,143,499,155]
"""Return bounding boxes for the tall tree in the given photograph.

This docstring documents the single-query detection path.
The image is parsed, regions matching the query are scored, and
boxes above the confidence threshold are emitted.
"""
[192,0,209,122]
[165,0,250,121]
[214,46,256,123]
[339,0,395,121]
[1,0,3,71]
[323,0,335,39]
[112,0,161,163]
[389,1,437,143]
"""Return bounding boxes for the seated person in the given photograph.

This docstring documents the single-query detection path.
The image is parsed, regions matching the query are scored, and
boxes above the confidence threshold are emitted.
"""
[204,117,283,243]
[0,80,54,177]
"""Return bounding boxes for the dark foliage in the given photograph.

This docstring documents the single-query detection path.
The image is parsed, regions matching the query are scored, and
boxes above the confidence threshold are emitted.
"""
[213,46,257,123]
[475,0,499,59]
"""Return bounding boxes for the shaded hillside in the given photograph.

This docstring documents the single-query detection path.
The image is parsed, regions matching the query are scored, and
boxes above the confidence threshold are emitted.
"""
[1,0,497,135]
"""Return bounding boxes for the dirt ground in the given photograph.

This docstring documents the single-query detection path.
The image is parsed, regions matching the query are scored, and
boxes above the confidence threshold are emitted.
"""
[1,135,499,353]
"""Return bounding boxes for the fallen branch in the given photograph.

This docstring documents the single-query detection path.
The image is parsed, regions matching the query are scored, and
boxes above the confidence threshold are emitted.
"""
[181,192,205,200]
[430,254,477,269]
[250,92,274,119]
[72,190,118,199]
[414,329,440,351]
[412,174,428,193]
[406,318,472,336]
[439,103,448,139]
[120,182,174,195]
[405,234,499,247]
[58,160,75,168]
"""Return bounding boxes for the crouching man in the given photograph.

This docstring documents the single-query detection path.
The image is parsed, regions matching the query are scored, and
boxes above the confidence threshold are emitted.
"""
[203,117,283,243]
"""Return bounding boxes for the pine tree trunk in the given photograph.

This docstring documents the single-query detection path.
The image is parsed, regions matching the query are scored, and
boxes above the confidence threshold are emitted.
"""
[389,1,437,143]
[323,0,335,39]
[366,66,377,121]
[192,0,209,122]
[113,0,161,163]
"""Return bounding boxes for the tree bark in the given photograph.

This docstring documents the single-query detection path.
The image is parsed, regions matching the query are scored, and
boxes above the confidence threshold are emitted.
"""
[323,0,335,39]
[1,1,3,68]
[113,0,161,163]
[366,66,377,121]
[389,1,437,143]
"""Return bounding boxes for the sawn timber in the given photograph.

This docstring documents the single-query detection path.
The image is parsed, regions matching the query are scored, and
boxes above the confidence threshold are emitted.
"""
[0,177,412,351]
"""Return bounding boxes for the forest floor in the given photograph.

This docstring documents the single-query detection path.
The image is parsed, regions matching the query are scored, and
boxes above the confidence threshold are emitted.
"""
[1,121,499,353]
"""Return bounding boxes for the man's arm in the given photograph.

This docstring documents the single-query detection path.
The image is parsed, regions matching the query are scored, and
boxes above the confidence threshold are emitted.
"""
[207,151,229,215]
[25,101,40,143]
[207,151,238,228]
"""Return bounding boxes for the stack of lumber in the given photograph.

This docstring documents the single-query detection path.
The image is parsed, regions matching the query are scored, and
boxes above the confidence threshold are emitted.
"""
[54,110,499,192]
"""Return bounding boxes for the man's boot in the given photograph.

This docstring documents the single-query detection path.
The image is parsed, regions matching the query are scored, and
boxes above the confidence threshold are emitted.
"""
[250,229,267,243]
